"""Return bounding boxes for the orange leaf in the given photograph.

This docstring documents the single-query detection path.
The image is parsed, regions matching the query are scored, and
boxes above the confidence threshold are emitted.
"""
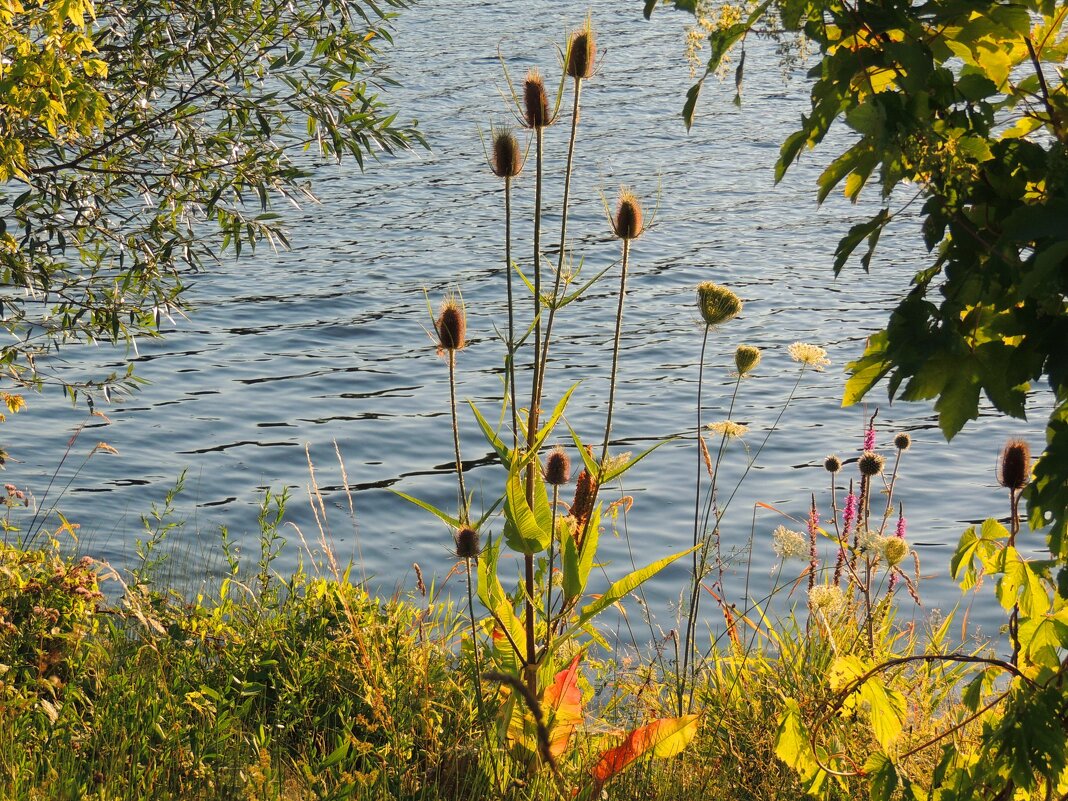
[591,715,699,786]
[543,653,583,758]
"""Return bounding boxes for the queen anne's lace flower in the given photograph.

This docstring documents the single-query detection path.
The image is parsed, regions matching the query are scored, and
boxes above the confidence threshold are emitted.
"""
[707,420,748,439]
[808,584,846,616]
[772,525,808,561]
[787,342,830,370]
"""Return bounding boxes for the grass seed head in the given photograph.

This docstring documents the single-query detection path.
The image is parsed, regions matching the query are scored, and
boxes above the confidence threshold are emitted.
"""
[697,282,742,327]
[998,439,1031,490]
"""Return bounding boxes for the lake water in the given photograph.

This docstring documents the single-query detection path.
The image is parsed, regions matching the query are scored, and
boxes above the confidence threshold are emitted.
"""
[3,0,1052,640]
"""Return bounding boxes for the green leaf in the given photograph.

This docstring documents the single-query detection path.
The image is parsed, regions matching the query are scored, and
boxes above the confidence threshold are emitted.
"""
[469,399,513,469]
[833,209,890,275]
[392,490,460,529]
[503,467,551,554]
[865,752,898,801]
[602,438,672,483]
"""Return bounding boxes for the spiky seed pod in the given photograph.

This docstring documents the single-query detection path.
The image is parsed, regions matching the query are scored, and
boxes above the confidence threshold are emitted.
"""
[734,344,761,375]
[998,439,1031,490]
[490,126,522,178]
[858,450,885,477]
[455,527,480,559]
[523,69,550,129]
[894,432,912,451]
[697,282,742,327]
[824,455,842,474]
[566,26,596,79]
[545,447,571,486]
[612,188,643,241]
[570,466,597,533]
[436,299,466,352]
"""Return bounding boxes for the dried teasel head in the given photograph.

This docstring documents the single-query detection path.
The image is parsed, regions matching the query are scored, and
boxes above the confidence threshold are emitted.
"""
[998,439,1031,491]
[436,297,466,352]
[612,188,643,241]
[894,432,912,451]
[523,68,550,129]
[489,125,522,179]
[824,454,842,474]
[858,450,885,477]
[544,446,571,486]
[565,22,596,80]
[455,527,480,560]
[697,282,742,327]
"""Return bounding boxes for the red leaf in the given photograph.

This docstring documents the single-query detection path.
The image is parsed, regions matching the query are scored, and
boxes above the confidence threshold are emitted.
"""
[591,715,700,785]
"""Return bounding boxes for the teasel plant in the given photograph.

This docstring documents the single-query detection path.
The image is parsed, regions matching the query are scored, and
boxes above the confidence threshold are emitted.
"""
[998,438,1031,663]
[481,123,526,449]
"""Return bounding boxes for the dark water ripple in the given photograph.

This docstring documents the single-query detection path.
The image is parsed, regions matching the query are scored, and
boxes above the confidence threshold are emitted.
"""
[2,0,1052,639]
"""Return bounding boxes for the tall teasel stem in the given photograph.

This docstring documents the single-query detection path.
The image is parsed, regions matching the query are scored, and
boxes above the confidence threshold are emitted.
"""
[436,297,468,522]
[999,438,1031,664]
[487,125,522,448]
[600,236,630,467]
[535,41,589,418]
[521,69,550,697]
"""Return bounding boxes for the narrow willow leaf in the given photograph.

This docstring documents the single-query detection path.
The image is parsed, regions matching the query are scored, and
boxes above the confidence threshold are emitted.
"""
[392,490,460,529]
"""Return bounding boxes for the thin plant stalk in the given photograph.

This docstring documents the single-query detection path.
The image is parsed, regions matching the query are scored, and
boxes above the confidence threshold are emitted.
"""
[448,351,468,524]
[505,175,519,449]
[465,557,487,727]
[535,76,583,417]
[599,237,630,467]
[521,124,546,698]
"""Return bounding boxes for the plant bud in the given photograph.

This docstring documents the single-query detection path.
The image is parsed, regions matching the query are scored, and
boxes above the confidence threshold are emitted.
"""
[523,69,550,129]
[455,527,480,559]
[612,188,643,241]
[858,450,885,477]
[436,299,466,352]
[566,25,596,79]
[696,282,742,327]
[998,439,1031,490]
[490,126,522,178]
[734,344,761,375]
[545,447,571,486]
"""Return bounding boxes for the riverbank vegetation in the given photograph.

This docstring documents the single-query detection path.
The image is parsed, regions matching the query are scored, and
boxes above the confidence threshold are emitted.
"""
[2,2,1067,799]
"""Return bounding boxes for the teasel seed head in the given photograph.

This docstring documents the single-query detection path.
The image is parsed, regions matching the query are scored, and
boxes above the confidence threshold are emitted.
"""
[998,439,1031,491]
[858,450,885,477]
[566,24,596,79]
[697,282,742,327]
[612,188,643,241]
[523,69,550,129]
[894,432,911,451]
[545,446,571,486]
[489,125,522,179]
[455,527,480,560]
[824,454,842,474]
[436,298,466,352]
[734,344,761,375]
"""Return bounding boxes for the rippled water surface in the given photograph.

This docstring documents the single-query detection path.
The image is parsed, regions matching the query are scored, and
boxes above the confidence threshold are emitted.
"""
[5,0,1053,637]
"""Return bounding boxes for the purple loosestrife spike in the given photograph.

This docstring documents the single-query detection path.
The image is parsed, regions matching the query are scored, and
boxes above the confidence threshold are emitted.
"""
[894,514,907,540]
[843,491,857,535]
[807,497,819,594]
[864,424,876,452]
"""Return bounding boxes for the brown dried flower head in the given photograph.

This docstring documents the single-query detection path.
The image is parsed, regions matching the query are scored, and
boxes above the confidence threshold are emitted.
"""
[436,298,466,352]
[894,432,912,451]
[545,447,571,486]
[490,126,522,179]
[824,454,842,474]
[523,69,550,129]
[566,24,596,79]
[858,450,885,477]
[998,439,1031,491]
[455,527,480,560]
[612,188,643,241]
